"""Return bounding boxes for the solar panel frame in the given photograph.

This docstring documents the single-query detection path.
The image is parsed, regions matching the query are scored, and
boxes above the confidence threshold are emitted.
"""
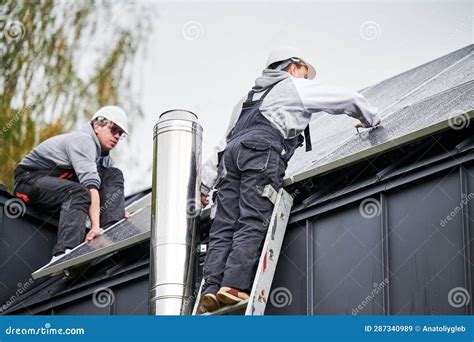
[32,194,152,279]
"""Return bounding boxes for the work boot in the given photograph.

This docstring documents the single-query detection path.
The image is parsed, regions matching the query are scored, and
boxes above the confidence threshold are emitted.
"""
[216,287,250,305]
[200,293,220,312]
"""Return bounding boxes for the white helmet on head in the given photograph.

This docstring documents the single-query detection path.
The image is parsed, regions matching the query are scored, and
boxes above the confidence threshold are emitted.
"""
[91,105,129,136]
[266,46,316,80]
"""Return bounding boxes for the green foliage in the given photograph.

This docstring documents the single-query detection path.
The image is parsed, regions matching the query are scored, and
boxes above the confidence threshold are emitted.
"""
[0,0,152,190]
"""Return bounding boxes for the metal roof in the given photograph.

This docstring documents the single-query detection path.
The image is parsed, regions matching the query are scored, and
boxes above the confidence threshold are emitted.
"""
[285,44,474,185]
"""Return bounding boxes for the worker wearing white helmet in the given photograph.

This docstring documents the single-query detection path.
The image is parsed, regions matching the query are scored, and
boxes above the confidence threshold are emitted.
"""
[91,105,130,152]
[13,105,130,264]
[92,105,130,136]
[265,46,317,80]
[199,47,381,312]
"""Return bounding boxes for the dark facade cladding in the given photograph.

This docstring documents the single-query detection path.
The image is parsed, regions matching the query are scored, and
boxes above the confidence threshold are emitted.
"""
[1,125,472,315]
[269,132,474,315]
[0,187,57,307]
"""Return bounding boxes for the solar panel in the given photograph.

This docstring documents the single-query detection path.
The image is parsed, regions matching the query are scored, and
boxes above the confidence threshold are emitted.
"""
[285,44,474,184]
[32,193,151,279]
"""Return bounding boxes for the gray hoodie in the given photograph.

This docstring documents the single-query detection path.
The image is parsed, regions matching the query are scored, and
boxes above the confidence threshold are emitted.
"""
[201,69,380,194]
[19,124,114,189]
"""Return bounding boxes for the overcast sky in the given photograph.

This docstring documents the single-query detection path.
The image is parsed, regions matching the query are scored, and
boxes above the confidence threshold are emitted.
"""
[115,0,472,195]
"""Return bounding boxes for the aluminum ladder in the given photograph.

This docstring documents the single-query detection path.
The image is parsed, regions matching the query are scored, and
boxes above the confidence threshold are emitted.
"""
[192,184,294,315]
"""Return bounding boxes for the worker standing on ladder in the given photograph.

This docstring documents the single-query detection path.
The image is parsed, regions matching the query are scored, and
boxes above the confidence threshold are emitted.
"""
[13,106,130,264]
[199,47,381,312]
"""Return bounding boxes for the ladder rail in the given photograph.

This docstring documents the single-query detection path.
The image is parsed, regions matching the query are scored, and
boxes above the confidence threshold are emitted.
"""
[191,278,205,315]
[245,187,293,315]
[192,185,293,316]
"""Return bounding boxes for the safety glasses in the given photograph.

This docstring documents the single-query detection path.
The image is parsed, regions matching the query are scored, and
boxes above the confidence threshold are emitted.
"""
[107,121,127,140]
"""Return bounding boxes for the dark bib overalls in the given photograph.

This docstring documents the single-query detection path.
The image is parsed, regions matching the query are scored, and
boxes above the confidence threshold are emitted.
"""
[203,81,307,294]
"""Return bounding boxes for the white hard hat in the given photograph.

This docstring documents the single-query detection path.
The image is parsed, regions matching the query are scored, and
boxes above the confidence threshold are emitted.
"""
[92,105,129,135]
[266,46,316,80]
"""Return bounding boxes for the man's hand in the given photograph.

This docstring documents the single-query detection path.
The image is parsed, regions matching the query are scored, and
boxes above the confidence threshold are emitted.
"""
[125,211,131,219]
[355,119,381,129]
[85,227,103,242]
[201,193,209,208]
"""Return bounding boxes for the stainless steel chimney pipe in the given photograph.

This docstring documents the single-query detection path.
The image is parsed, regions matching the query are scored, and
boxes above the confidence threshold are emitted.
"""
[149,110,202,315]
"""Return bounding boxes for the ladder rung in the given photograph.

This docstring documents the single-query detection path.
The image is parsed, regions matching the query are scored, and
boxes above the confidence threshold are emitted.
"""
[200,299,249,316]
[261,184,278,205]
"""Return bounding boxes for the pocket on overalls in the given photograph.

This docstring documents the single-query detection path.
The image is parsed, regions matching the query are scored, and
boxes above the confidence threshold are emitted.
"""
[13,171,43,204]
[237,141,271,172]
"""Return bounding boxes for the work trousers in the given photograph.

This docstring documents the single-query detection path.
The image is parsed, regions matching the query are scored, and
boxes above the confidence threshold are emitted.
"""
[202,138,286,294]
[13,165,125,256]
